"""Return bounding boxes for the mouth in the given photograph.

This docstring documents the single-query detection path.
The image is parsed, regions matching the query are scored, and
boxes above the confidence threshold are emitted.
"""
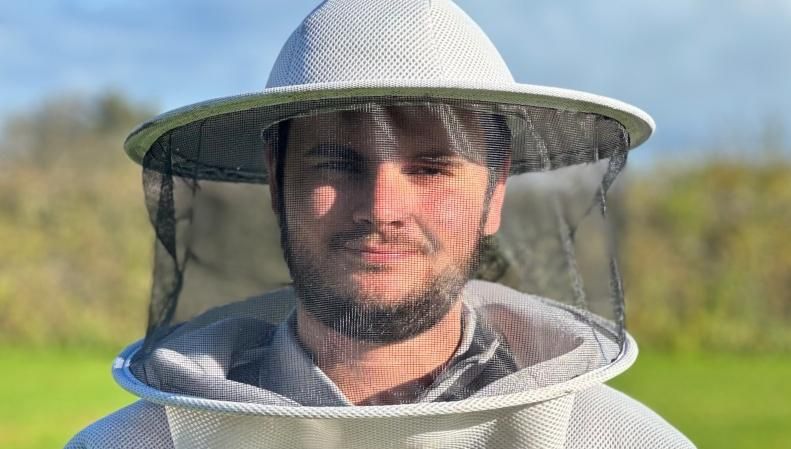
[341,243,423,264]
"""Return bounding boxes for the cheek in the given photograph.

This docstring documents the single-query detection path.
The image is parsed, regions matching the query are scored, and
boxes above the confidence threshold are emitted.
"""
[311,186,338,218]
[431,169,491,237]
[284,182,339,243]
[422,189,485,240]
[285,179,338,219]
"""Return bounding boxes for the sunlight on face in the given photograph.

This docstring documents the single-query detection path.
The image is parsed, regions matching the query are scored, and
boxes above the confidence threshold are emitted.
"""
[277,105,507,305]
[311,185,337,218]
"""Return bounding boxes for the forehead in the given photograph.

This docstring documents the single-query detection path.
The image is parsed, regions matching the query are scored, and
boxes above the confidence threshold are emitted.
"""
[284,104,490,160]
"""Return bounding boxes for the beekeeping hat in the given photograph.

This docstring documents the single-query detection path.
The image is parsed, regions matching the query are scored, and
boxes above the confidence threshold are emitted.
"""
[119,1,653,437]
[125,0,653,180]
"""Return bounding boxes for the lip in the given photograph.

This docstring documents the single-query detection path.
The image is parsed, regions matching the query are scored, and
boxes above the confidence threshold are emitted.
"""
[342,245,421,263]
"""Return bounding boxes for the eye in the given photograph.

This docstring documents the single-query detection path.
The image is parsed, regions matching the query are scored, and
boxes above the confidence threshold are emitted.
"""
[405,162,454,177]
[410,165,445,176]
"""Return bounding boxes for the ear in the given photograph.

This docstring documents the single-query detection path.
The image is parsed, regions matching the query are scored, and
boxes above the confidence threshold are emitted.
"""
[483,179,507,235]
[483,154,510,235]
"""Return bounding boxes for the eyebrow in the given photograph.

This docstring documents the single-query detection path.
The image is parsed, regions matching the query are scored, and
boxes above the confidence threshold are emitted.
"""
[305,144,363,160]
[413,153,463,163]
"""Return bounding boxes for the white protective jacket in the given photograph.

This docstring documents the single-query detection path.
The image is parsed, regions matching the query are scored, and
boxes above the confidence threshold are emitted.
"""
[67,281,695,449]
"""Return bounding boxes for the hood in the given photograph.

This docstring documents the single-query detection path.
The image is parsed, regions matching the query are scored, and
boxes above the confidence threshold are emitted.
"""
[112,280,637,449]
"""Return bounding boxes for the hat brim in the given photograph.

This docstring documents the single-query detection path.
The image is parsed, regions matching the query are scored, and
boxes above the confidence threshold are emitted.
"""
[125,80,655,169]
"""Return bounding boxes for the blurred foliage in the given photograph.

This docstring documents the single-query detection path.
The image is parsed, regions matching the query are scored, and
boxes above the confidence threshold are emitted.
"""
[0,92,154,348]
[621,160,791,352]
[0,92,789,352]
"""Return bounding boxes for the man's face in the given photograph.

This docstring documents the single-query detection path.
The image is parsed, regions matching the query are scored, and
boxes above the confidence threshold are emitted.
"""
[272,106,507,342]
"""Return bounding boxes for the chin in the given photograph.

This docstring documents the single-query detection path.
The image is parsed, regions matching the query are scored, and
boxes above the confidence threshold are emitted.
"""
[348,284,419,304]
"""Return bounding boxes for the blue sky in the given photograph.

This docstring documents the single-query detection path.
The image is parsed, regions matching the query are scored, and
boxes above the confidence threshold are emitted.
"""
[2,0,790,164]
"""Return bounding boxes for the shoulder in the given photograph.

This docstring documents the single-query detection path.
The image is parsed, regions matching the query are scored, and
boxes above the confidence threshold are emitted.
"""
[65,401,172,449]
[567,384,696,449]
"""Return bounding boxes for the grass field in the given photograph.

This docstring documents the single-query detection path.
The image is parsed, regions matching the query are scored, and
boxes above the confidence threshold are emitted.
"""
[0,346,788,448]
[0,347,135,449]
[609,350,791,449]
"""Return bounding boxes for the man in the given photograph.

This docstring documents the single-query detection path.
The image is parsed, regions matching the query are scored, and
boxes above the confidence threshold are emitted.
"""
[233,106,513,406]
[68,0,694,447]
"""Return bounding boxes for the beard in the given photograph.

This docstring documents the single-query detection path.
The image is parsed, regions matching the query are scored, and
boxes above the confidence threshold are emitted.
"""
[281,225,484,344]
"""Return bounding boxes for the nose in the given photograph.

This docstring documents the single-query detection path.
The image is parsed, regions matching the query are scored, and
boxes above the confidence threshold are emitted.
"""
[352,162,412,229]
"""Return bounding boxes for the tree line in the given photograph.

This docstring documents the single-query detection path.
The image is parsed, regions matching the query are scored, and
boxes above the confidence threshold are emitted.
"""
[1,92,788,352]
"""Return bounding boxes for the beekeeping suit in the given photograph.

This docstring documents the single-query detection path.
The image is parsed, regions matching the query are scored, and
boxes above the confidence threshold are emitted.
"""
[67,1,694,448]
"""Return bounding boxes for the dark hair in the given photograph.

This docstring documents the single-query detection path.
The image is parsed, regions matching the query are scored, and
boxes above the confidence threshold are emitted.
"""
[480,112,511,191]
[274,119,291,215]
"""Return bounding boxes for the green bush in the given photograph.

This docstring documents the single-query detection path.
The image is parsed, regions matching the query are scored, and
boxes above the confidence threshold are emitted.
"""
[0,92,153,348]
[621,161,791,352]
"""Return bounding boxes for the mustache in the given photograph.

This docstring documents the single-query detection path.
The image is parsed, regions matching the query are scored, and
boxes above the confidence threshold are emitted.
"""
[328,226,439,254]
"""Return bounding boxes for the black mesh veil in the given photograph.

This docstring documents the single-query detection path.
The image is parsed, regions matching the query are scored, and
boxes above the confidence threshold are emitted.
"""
[133,97,630,405]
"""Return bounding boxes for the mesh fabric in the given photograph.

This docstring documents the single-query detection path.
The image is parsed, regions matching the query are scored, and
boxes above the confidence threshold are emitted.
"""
[133,98,629,407]
[266,0,513,87]
[67,385,696,448]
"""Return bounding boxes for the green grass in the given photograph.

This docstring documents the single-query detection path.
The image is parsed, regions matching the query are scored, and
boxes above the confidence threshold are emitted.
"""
[609,350,791,449]
[0,347,135,449]
[1,346,789,449]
